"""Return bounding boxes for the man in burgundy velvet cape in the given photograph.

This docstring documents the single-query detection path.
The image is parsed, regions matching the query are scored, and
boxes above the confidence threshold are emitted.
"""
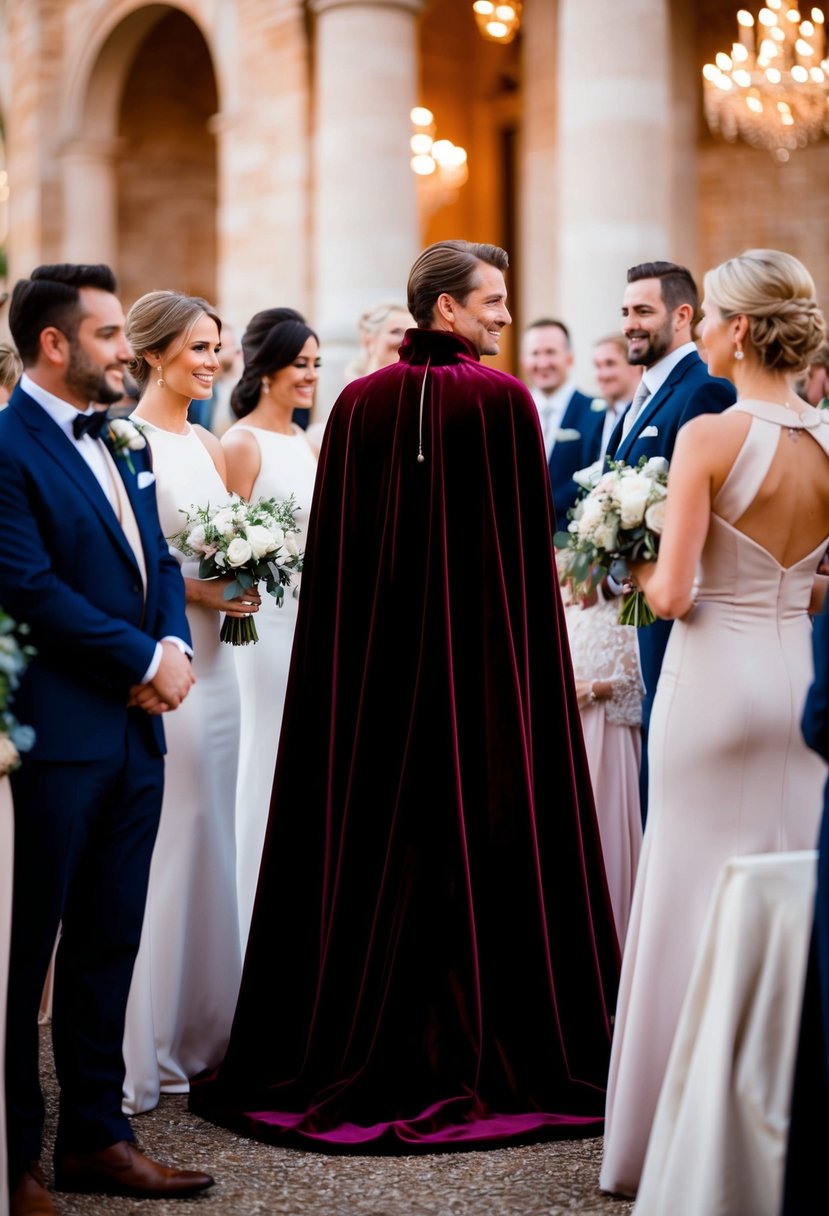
[190,241,619,1150]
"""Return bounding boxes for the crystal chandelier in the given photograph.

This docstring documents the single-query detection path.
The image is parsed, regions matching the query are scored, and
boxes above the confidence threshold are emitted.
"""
[703,2,829,161]
[472,1,522,44]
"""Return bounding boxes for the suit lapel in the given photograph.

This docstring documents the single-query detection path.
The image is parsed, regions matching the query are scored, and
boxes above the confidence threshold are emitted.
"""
[616,352,701,460]
[12,390,143,579]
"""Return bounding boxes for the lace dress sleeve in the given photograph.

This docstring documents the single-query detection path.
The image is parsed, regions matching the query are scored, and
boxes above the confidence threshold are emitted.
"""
[564,597,643,727]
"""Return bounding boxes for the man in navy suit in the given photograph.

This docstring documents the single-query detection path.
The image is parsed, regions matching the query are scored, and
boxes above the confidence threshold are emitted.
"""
[0,265,213,1213]
[520,319,603,529]
[605,261,736,820]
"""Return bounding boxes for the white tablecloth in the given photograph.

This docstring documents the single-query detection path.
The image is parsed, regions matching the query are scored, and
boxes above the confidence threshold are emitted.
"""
[635,851,817,1216]
[0,778,13,1216]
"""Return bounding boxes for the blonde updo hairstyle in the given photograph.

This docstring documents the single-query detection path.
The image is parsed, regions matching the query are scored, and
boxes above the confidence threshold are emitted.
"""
[345,301,409,380]
[703,249,825,373]
[126,290,221,395]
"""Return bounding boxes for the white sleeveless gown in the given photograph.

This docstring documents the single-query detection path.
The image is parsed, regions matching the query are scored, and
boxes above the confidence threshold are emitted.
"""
[230,425,317,950]
[122,422,242,1113]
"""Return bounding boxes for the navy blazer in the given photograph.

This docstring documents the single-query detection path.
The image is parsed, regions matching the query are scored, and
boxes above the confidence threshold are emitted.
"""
[606,349,735,468]
[548,389,605,530]
[0,384,190,761]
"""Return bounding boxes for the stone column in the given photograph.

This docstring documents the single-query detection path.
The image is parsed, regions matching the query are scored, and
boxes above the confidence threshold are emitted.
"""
[557,0,673,384]
[309,0,424,414]
[60,139,122,267]
[213,0,311,331]
[519,0,560,330]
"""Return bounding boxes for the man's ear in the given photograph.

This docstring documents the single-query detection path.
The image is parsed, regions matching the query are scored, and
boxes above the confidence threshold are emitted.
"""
[434,292,456,327]
[673,302,694,332]
[39,326,68,368]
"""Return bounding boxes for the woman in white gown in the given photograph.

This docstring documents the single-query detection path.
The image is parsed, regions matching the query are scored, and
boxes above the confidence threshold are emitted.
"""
[121,292,259,1113]
[601,250,829,1198]
[222,309,319,950]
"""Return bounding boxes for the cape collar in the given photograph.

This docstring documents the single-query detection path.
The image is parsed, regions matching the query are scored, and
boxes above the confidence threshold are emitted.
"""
[399,328,482,366]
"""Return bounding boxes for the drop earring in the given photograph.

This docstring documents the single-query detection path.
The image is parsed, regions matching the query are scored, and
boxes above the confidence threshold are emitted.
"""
[261,379,270,395]
[157,364,165,387]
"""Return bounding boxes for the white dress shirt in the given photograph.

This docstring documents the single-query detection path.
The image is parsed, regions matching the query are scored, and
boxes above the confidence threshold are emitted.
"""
[631,341,697,417]
[531,380,579,461]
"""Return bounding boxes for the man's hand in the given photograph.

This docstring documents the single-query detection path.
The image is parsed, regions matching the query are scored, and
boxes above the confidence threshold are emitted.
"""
[127,684,170,715]
[148,640,195,710]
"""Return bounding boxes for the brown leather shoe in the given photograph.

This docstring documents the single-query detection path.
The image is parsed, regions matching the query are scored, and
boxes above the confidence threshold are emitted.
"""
[9,1162,57,1216]
[54,1140,214,1197]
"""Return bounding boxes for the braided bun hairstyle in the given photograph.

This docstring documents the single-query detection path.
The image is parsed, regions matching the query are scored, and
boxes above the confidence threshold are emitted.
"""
[703,249,825,373]
[231,308,318,418]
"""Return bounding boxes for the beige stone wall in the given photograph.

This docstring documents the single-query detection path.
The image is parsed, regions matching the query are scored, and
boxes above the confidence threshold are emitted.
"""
[697,139,829,309]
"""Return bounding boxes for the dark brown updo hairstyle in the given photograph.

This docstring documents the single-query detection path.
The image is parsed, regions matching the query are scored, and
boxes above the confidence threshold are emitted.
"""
[230,308,319,419]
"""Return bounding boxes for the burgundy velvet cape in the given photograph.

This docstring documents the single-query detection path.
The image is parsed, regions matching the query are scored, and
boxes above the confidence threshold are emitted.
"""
[190,329,620,1150]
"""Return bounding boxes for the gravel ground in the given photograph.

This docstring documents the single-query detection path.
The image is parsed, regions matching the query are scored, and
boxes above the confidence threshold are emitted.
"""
[38,1030,634,1216]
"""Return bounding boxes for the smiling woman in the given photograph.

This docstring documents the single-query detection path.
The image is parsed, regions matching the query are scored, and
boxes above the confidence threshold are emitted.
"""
[120,290,250,1115]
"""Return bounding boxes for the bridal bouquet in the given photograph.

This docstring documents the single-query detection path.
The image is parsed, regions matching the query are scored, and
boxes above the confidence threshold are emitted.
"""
[169,495,303,645]
[555,456,669,627]
[0,609,36,776]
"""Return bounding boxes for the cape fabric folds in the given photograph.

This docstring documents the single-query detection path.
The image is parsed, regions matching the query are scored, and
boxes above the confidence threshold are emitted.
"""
[189,329,620,1150]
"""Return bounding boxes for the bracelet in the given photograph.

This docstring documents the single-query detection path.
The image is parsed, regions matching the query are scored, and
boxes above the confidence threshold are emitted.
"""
[588,687,597,704]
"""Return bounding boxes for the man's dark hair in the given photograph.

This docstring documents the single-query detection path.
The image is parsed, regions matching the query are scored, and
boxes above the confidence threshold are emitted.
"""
[627,261,698,316]
[9,263,118,366]
[524,318,571,346]
[407,241,508,327]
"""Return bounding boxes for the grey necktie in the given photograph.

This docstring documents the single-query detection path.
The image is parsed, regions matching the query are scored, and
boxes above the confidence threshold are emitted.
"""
[621,380,651,438]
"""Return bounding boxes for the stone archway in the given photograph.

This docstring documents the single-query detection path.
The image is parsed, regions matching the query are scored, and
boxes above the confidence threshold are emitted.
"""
[62,3,218,307]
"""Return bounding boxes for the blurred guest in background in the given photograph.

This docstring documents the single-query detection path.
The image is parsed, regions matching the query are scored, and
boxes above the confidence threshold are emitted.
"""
[0,341,22,405]
[344,301,413,382]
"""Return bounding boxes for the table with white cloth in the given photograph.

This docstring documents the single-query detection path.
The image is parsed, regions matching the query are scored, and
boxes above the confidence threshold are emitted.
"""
[0,778,13,1216]
[635,851,817,1216]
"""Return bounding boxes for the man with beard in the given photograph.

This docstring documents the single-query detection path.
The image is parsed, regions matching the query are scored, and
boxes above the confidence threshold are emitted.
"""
[605,261,735,818]
[0,264,213,1213]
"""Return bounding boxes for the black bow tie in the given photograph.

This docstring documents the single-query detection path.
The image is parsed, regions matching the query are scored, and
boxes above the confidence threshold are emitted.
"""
[72,410,111,441]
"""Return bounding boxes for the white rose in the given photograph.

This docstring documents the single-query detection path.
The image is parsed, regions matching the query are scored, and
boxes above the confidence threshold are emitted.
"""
[186,524,208,553]
[614,474,652,529]
[267,525,285,547]
[575,494,605,541]
[642,455,669,479]
[645,499,667,535]
[593,520,619,551]
[283,531,299,557]
[226,537,253,567]
[245,524,278,559]
[0,734,20,777]
[211,508,237,539]
[573,460,602,491]
[109,418,146,450]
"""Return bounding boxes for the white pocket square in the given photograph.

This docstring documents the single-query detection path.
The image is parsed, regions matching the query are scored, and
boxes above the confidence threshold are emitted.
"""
[640,425,659,438]
[136,470,156,489]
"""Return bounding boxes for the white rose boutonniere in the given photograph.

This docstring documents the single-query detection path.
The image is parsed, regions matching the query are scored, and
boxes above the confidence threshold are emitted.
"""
[590,397,608,412]
[108,418,147,473]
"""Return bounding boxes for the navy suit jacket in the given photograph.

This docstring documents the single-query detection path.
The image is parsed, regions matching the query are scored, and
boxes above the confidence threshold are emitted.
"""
[548,389,605,531]
[604,351,735,721]
[0,384,190,761]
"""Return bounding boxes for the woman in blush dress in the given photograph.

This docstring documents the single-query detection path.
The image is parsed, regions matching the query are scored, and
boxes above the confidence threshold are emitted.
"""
[121,292,259,1114]
[600,250,829,1199]
[222,309,319,951]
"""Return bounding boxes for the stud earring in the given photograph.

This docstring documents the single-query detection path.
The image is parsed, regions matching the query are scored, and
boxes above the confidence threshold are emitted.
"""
[156,364,165,387]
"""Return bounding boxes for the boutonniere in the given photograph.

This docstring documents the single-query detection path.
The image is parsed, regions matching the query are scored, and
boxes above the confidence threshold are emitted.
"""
[556,428,581,442]
[819,396,829,414]
[107,418,147,473]
[590,397,608,412]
